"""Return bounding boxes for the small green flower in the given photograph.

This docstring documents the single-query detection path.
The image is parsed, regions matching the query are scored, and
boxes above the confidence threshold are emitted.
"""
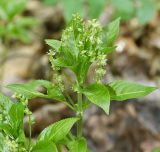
[47,14,111,84]
[4,136,18,152]
[13,93,28,106]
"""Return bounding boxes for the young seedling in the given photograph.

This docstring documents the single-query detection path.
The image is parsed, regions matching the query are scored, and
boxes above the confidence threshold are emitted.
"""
[0,0,37,87]
[0,14,158,152]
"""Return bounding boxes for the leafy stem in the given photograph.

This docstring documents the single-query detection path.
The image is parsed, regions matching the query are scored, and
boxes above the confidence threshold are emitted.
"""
[64,91,75,108]
[1,14,157,152]
[28,111,32,151]
[57,144,62,152]
[77,92,83,138]
[67,132,75,141]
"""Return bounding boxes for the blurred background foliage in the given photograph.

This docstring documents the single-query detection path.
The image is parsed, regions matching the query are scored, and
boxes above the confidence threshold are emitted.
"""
[0,0,37,43]
[43,0,159,24]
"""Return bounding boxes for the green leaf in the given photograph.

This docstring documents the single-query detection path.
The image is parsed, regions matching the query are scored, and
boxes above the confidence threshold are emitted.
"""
[100,46,116,54]
[0,93,13,112]
[82,83,110,114]
[68,137,87,152]
[0,133,5,151]
[0,93,13,134]
[62,22,80,58]
[50,51,77,70]
[0,124,14,138]
[8,103,24,137]
[105,17,120,46]
[38,118,78,142]
[107,80,157,101]
[7,80,65,101]
[73,57,90,84]
[51,57,72,68]
[32,141,58,152]
[49,18,85,70]
[7,81,45,99]
[16,129,27,143]
[46,39,61,51]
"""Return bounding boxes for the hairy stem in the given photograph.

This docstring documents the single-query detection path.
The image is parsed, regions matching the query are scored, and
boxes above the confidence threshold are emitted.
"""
[77,93,83,138]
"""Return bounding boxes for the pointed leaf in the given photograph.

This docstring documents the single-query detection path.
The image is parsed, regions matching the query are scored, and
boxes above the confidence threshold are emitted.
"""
[46,39,61,51]
[7,80,65,101]
[105,18,120,46]
[0,124,13,137]
[8,103,24,137]
[53,52,77,68]
[38,118,78,142]
[0,133,5,151]
[32,141,58,152]
[73,57,91,84]
[0,93,13,112]
[68,137,87,152]
[107,80,157,101]
[100,46,116,54]
[82,84,110,114]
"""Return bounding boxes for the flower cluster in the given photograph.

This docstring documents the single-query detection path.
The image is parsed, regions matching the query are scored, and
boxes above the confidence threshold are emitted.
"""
[61,15,103,62]
[4,136,18,152]
[54,73,64,91]
[49,14,109,84]
[3,136,27,152]
[95,53,107,82]
[12,93,28,106]
[0,102,9,123]
[13,93,34,123]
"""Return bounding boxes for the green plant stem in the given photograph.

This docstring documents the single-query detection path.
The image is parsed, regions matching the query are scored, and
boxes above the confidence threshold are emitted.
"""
[64,91,74,107]
[28,114,32,151]
[63,100,75,111]
[57,144,62,152]
[67,132,75,141]
[77,93,83,138]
